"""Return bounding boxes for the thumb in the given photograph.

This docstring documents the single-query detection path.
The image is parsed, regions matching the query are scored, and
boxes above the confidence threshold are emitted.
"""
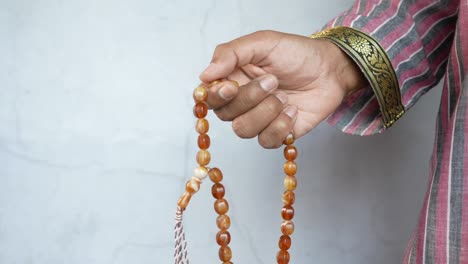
[199,30,282,82]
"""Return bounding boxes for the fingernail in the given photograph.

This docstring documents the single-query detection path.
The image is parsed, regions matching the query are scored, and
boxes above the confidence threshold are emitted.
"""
[275,92,288,105]
[218,85,235,100]
[201,63,216,77]
[284,106,298,118]
[259,75,277,92]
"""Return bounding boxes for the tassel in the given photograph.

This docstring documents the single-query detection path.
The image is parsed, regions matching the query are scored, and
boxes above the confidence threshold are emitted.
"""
[174,207,189,264]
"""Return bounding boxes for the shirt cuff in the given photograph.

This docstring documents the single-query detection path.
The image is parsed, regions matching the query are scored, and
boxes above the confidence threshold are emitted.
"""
[311,26,405,132]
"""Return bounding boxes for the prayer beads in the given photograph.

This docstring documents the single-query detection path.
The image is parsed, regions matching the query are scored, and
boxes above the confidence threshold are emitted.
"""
[276,133,298,263]
[175,80,300,264]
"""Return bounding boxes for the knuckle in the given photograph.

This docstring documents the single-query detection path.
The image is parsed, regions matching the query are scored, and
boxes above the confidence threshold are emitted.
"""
[237,91,256,108]
[260,97,283,114]
[214,43,229,54]
[254,30,276,37]
[274,119,289,132]
[230,38,241,50]
[232,118,254,139]
[212,44,228,62]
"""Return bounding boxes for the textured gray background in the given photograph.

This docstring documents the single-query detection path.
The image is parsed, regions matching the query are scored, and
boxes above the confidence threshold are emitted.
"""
[0,0,441,263]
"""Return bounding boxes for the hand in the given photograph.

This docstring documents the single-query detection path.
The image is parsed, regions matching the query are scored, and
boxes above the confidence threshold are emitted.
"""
[200,30,367,148]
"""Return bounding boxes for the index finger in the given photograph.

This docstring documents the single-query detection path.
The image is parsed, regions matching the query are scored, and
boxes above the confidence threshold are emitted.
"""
[199,30,283,83]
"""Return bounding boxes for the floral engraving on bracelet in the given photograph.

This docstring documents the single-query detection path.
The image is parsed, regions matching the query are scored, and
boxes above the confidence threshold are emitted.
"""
[311,26,405,128]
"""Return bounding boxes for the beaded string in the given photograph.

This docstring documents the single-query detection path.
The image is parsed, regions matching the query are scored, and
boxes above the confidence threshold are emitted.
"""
[174,81,299,264]
[278,134,297,264]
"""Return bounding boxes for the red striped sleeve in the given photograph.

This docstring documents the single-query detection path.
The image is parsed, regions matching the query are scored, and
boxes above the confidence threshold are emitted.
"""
[320,0,459,135]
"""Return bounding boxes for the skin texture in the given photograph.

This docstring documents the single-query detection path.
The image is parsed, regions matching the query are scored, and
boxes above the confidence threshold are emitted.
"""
[199,30,367,148]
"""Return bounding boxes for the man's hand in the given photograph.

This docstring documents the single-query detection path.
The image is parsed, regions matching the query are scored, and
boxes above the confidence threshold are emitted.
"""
[200,30,367,148]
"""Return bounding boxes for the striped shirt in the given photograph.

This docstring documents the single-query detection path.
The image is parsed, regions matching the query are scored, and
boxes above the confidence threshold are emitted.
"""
[315,0,467,263]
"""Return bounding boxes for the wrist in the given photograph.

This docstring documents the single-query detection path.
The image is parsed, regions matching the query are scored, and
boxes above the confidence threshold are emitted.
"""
[319,39,368,97]
[337,47,368,97]
[310,26,405,128]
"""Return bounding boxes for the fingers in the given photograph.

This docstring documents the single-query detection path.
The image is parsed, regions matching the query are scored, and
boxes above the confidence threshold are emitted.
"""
[214,74,280,121]
[231,92,288,138]
[205,80,240,109]
[203,72,297,149]
[199,30,282,82]
[205,65,269,110]
[258,106,298,149]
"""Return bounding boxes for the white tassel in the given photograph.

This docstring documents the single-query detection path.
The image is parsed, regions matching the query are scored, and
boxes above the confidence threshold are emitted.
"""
[174,207,189,264]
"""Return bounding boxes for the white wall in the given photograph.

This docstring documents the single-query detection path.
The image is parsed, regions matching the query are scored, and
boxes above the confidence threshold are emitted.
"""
[0,0,441,263]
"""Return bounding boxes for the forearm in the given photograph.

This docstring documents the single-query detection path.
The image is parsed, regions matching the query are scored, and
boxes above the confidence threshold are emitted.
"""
[312,0,459,135]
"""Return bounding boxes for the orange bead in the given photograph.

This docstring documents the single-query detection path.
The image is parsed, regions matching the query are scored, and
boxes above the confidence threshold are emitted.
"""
[281,220,295,236]
[282,190,295,205]
[214,199,229,215]
[216,214,231,230]
[197,134,210,149]
[193,166,208,180]
[177,191,192,209]
[193,103,208,118]
[281,205,294,220]
[277,250,290,264]
[185,178,201,194]
[283,134,295,145]
[193,86,208,102]
[216,230,231,246]
[196,118,209,134]
[196,150,211,166]
[209,80,222,87]
[219,246,232,262]
[209,168,223,183]
[283,145,297,161]
[284,161,297,176]
[212,183,225,199]
[278,235,291,250]
[284,176,297,191]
